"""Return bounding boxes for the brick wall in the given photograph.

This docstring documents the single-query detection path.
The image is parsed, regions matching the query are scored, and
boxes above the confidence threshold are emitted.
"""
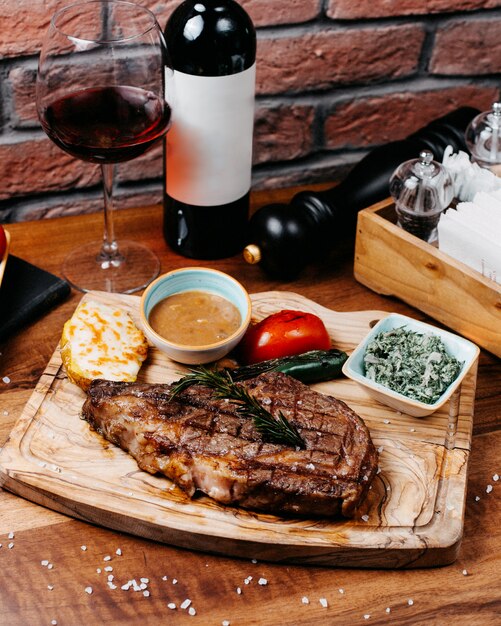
[0,0,500,222]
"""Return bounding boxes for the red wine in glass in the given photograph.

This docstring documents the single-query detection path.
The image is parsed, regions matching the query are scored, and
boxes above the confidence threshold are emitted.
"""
[36,1,172,294]
[41,86,171,164]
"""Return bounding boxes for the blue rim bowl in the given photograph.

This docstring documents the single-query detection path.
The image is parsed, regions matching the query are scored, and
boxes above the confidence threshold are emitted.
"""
[140,267,252,365]
[342,313,479,417]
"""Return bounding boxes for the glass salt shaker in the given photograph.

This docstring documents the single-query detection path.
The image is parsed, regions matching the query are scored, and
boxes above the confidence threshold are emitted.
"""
[465,101,501,175]
[389,150,453,243]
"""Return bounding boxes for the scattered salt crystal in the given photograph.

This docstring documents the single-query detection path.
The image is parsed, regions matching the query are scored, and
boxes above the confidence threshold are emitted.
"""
[486,485,493,494]
[364,615,370,620]
[258,578,268,585]
[140,577,149,583]
[361,514,370,522]
[172,578,178,585]
[301,596,309,604]
[140,583,147,591]
[85,587,93,595]
[188,607,196,616]
[121,583,131,591]
[7,543,14,549]
[306,463,315,470]
[103,555,112,561]
[377,446,384,453]
[385,607,391,613]
[319,598,328,608]
[96,568,102,574]
[41,560,49,566]
[408,599,414,606]
[48,585,54,591]
[236,587,242,595]
[180,599,192,610]
[48,564,54,570]
[104,566,113,572]
[143,590,150,597]
[251,558,257,564]
[3,410,9,415]
[338,588,344,594]
[107,575,114,582]
[116,548,122,555]
[462,569,468,576]
[410,428,416,433]
[383,419,390,424]
[244,576,252,585]
[8,531,14,539]
[162,576,168,581]
[167,603,176,610]
[492,473,499,482]
[108,582,117,590]
[222,621,231,626]
[80,546,87,551]
[475,496,480,502]
[51,621,57,625]
[2,376,11,384]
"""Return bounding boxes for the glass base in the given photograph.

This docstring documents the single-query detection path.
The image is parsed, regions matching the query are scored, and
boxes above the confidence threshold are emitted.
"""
[62,240,160,294]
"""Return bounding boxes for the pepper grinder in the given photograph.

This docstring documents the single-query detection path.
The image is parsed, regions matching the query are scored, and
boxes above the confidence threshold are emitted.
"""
[465,101,501,175]
[243,106,478,279]
[389,150,453,243]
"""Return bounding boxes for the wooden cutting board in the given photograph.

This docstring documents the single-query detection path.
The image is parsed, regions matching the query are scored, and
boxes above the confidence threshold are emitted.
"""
[0,291,477,568]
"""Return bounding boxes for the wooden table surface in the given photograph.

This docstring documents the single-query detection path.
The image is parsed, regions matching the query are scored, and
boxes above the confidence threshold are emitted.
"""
[1,187,500,625]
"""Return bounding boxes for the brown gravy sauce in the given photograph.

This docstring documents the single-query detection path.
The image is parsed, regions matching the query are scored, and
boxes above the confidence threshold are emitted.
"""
[149,290,241,346]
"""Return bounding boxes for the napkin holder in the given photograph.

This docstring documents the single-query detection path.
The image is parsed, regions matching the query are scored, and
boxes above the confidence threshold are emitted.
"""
[353,198,501,358]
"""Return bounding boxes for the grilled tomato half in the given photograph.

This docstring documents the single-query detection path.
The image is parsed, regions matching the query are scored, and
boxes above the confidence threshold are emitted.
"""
[238,309,331,365]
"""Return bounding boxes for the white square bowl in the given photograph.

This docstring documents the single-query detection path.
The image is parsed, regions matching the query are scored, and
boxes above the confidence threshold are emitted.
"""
[342,313,480,417]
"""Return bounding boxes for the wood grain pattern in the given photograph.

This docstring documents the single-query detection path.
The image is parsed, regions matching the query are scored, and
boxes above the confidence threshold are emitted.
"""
[0,290,477,568]
[354,199,501,358]
[1,198,500,626]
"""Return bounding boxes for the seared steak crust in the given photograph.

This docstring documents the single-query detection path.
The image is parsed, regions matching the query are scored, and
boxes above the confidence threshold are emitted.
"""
[82,372,378,517]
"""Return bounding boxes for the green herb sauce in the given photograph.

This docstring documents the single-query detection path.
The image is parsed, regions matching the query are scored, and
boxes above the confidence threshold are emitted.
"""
[363,326,462,404]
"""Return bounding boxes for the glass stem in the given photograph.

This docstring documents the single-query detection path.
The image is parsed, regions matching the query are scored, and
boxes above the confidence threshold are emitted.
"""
[99,162,122,267]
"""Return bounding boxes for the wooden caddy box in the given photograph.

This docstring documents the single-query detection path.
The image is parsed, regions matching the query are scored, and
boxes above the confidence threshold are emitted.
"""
[354,198,501,358]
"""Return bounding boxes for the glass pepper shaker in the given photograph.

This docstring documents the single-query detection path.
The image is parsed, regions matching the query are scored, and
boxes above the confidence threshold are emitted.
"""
[465,101,501,175]
[389,150,453,243]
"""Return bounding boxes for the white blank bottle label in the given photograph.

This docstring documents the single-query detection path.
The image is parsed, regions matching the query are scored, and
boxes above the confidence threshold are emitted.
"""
[165,64,256,207]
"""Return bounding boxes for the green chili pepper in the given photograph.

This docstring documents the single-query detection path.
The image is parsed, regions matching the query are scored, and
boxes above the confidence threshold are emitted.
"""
[226,349,348,384]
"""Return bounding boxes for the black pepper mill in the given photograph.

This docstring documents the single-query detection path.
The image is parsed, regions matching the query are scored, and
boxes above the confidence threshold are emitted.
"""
[243,107,479,279]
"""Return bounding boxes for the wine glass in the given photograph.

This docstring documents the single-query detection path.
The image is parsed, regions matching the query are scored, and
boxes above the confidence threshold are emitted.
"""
[36,0,172,293]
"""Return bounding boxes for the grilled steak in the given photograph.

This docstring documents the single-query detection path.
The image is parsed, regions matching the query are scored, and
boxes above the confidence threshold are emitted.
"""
[82,372,378,517]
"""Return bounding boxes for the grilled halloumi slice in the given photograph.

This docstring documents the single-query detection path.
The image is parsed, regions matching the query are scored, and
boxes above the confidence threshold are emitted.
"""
[60,299,148,391]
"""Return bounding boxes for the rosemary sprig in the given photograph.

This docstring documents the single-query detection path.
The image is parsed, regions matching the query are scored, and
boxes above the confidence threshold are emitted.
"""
[169,367,305,449]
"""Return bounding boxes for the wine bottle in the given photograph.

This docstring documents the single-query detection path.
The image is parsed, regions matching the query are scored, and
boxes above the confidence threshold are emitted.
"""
[163,0,256,259]
[243,106,480,279]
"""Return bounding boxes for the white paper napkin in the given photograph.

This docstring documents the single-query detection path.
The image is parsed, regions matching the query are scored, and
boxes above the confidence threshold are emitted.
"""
[438,191,501,284]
